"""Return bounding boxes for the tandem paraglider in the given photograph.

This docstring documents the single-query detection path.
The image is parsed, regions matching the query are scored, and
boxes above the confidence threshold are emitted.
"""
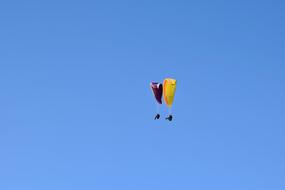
[150,78,176,121]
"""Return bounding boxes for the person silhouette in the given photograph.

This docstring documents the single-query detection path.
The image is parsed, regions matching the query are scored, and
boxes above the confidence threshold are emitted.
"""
[165,115,173,121]
[154,114,160,120]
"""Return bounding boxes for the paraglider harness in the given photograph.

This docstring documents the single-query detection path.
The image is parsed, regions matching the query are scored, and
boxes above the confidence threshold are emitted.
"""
[154,114,173,121]
[165,115,173,121]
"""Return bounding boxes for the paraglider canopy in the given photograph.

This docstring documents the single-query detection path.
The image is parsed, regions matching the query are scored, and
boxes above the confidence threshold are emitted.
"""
[150,82,163,104]
[163,78,177,107]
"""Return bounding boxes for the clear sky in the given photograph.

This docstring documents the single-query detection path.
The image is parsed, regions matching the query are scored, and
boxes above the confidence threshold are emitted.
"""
[1,0,285,190]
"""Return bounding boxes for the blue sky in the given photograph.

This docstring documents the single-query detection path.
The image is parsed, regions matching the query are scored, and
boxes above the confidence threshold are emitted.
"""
[1,0,285,189]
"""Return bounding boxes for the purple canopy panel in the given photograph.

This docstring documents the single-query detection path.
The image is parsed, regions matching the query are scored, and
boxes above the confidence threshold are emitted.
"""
[150,82,163,104]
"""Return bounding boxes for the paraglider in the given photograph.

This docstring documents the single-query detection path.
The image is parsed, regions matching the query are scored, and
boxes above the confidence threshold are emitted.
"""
[150,78,176,121]
[150,82,163,120]
[163,78,177,121]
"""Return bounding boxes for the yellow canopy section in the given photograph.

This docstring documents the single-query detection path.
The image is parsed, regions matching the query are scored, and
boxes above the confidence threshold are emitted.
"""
[163,78,176,107]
